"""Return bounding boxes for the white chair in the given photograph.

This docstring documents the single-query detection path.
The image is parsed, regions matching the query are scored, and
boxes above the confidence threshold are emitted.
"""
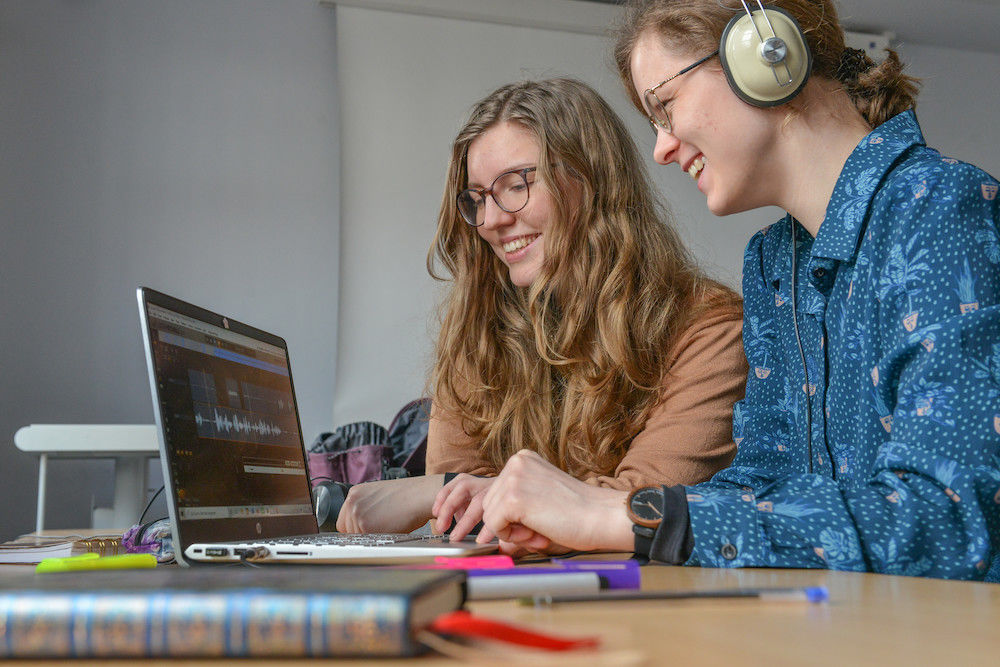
[14,425,159,532]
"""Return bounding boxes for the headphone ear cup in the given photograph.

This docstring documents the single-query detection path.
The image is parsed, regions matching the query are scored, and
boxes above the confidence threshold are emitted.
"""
[312,481,349,532]
[719,7,812,107]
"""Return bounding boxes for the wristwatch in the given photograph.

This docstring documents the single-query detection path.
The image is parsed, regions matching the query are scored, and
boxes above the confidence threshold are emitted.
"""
[626,485,665,559]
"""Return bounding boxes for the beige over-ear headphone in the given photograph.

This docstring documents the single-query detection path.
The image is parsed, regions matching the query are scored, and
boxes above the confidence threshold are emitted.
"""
[719,0,812,107]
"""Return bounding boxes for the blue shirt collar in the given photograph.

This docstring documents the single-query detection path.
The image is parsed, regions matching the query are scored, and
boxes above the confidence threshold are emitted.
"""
[809,110,926,263]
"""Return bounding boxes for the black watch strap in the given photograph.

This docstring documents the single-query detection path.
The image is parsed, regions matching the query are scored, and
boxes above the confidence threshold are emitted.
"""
[632,523,656,562]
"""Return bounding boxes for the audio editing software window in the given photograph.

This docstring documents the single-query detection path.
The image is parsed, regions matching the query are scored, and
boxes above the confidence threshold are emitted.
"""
[147,304,313,521]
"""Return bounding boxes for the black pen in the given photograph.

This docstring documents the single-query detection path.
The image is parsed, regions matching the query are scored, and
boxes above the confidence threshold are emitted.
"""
[519,586,829,606]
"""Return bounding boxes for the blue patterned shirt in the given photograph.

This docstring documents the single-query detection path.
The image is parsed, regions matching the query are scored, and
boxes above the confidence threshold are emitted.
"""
[684,111,1000,580]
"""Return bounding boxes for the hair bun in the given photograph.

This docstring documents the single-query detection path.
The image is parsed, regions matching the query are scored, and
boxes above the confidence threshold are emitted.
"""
[836,46,871,82]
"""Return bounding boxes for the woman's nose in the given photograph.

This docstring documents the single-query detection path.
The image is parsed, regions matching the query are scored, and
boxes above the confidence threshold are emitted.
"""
[652,126,680,166]
[479,195,515,229]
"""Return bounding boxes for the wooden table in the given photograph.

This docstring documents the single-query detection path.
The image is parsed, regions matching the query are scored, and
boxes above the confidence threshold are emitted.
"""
[1,561,997,665]
[463,564,1000,665]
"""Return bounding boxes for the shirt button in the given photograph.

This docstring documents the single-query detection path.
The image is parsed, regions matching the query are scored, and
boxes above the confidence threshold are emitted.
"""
[812,267,826,279]
[720,543,738,560]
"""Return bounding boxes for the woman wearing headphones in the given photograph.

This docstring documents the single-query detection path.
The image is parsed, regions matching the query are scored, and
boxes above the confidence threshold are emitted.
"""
[336,78,747,537]
[477,0,1000,580]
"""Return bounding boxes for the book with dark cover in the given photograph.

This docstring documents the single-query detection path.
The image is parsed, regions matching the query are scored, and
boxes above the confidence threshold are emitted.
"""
[0,566,465,658]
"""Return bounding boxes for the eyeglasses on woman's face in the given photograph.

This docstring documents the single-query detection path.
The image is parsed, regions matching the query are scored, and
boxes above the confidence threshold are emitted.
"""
[643,50,718,134]
[457,166,536,227]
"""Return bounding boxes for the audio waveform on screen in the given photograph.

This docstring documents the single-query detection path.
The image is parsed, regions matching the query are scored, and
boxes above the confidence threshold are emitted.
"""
[194,408,284,438]
[188,368,299,447]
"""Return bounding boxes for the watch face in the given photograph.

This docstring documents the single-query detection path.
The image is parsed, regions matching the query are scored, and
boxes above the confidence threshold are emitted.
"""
[628,486,664,528]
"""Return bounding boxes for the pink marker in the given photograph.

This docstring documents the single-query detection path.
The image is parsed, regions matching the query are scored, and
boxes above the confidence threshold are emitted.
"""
[432,555,515,569]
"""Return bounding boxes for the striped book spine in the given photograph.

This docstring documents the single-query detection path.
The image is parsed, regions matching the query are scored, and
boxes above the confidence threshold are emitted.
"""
[0,591,411,658]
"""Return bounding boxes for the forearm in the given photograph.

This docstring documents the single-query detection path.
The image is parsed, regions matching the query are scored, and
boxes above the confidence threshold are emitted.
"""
[336,474,447,534]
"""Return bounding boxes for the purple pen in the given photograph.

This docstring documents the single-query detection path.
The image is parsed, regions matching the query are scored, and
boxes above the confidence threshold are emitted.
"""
[465,559,641,590]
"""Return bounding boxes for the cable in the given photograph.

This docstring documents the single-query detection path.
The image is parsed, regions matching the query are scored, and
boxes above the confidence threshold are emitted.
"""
[237,550,263,568]
[236,546,269,567]
[789,219,814,474]
[138,485,165,525]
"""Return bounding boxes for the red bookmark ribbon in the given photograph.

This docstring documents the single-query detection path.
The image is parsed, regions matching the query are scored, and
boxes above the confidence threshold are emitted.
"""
[428,610,599,651]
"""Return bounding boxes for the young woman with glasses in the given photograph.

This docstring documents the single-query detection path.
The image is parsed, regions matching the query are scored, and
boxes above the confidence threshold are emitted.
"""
[336,77,747,539]
[474,0,1000,580]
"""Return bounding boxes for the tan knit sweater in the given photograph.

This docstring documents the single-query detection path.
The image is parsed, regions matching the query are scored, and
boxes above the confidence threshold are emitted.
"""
[425,303,747,491]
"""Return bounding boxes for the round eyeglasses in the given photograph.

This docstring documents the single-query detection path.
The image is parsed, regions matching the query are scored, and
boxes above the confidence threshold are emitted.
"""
[643,50,718,134]
[457,167,536,227]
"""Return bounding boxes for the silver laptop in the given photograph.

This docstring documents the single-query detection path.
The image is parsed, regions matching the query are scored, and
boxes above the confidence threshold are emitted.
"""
[137,287,495,565]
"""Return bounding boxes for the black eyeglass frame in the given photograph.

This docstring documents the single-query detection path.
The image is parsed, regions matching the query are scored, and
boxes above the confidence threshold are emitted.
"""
[643,50,719,134]
[457,166,537,227]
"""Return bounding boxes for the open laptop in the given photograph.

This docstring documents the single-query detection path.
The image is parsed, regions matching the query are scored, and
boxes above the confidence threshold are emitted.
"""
[137,287,496,565]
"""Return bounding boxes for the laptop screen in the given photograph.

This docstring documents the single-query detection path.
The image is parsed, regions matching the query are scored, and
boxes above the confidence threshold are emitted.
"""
[138,288,318,546]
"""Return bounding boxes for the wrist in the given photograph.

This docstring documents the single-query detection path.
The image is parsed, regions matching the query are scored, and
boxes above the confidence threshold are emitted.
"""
[608,506,637,552]
[584,489,635,552]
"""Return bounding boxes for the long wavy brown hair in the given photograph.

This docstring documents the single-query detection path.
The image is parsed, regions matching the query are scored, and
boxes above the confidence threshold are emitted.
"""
[613,0,920,128]
[427,78,737,477]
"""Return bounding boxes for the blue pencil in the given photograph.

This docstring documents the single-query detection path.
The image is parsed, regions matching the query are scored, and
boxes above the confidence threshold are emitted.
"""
[521,586,829,606]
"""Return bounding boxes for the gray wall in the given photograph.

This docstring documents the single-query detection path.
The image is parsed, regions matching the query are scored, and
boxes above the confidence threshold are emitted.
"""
[0,1,340,539]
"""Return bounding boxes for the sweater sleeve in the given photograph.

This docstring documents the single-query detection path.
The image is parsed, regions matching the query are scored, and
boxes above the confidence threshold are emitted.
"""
[584,305,747,492]
[424,401,498,477]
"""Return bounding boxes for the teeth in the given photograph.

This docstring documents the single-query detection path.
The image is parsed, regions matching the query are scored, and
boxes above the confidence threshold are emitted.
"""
[503,235,538,253]
[687,156,705,180]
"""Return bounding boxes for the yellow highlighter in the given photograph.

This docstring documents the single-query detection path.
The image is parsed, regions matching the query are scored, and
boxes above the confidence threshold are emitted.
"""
[36,553,157,573]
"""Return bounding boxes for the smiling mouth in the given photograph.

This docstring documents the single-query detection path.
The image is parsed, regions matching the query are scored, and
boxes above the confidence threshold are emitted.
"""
[687,156,705,180]
[502,234,540,253]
